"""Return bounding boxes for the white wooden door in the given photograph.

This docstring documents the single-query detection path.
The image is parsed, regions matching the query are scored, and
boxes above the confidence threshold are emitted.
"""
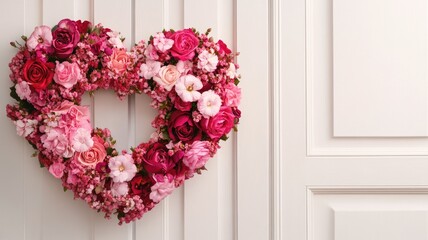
[279,0,428,239]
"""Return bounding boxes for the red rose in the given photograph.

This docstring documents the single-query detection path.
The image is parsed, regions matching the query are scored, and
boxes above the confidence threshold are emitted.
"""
[174,96,192,111]
[168,111,201,142]
[22,59,54,91]
[217,40,231,54]
[130,174,152,195]
[200,106,235,139]
[52,19,80,58]
[142,143,177,174]
[167,29,199,60]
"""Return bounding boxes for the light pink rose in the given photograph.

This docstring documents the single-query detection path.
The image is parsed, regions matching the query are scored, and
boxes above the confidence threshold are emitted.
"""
[49,162,66,179]
[15,81,31,100]
[153,65,180,91]
[222,83,241,107]
[75,136,106,167]
[110,49,129,73]
[26,25,52,51]
[149,174,175,203]
[183,141,211,170]
[54,61,81,88]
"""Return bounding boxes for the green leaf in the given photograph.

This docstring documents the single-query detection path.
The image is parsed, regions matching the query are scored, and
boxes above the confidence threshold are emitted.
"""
[117,211,125,219]
[220,135,229,141]
[63,187,68,192]
[234,78,240,85]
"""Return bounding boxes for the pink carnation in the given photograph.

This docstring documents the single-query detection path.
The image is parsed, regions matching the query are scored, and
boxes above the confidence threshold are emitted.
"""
[197,50,218,72]
[223,83,241,107]
[111,182,129,197]
[139,60,161,79]
[42,128,74,158]
[182,141,211,170]
[149,174,175,203]
[71,128,94,152]
[153,32,174,52]
[15,81,31,100]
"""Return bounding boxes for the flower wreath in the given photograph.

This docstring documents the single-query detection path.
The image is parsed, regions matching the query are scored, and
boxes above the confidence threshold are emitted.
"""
[6,19,241,224]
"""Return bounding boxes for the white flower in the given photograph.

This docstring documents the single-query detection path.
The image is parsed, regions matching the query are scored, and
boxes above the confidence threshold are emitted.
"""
[15,119,38,137]
[197,50,218,72]
[197,90,222,118]
[111,182,129,197]
[139,60,161,79]
[109,154,137,183]
[107,31,124,49]
[15,81,31,100]
[175,75,203,102]
[71,128,94,152]
[226,63,237,79]
[153,32,174,52]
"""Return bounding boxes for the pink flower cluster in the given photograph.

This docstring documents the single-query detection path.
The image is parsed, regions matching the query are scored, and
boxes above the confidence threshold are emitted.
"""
[6,20,242,224]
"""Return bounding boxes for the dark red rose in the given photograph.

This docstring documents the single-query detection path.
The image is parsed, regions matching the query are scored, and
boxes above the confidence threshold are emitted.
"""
[52,19,80,58]
[142,143,176,174]
[174,96,192,111]
[130,174,152,195]
[22,59,54,91]
[75,20,92,34]
[167,29,199,60]
[217,40,231,54]
[168,111,201,142]
[200,106,235,139]
[38,153,52,168]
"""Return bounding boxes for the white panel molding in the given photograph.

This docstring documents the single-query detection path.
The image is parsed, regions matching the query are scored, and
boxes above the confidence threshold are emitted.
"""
[307,186,428,240]
[305,0,428,157]
[269,0,282,239]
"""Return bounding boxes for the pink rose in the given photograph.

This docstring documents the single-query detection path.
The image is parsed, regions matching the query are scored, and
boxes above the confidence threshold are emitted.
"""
[222,83,241,107]
[110,49,129,73]
[168,111,202,143]
[153,65,180,91]
[54,61,81,88]
[200,106,235,140]
[74,136,107,167]
[49,162,66,179]
[183,141,211,170]
[52,19,80,58]
[142,142,182,174]
[167,29,199,60]
[174,95,192,111]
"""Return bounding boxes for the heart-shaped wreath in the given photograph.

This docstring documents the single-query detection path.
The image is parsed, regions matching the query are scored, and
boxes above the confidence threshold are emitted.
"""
[6,19,241,224]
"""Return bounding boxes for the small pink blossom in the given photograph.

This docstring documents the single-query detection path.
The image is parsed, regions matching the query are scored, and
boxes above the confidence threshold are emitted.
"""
[49,162,65,179]
[144,44,159,60]
[26,25,52,51]
[176,60,193,74]
[139,60,161,79]
[175,75,203,102]
[183,141,211,170]
[111,182,129,197]
[54,61,81,88]
[153,32,174,52]
[197,90,222,117]
[15,81,31,100]
[197,50,218,72]
[109,154,137,183]
[149,175,175,203]
[71,128,94,152]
